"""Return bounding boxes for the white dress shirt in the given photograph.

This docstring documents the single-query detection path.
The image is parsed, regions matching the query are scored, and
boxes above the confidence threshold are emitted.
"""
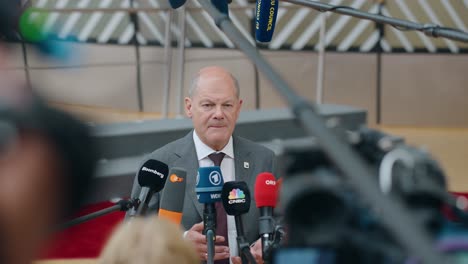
[193,131,239,260]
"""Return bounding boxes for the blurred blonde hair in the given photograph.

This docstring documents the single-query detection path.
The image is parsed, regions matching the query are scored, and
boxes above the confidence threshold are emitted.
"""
[99,217,199,264]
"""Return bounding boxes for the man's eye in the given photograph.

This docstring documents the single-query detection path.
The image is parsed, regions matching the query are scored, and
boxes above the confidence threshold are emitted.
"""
[202,104,213,107]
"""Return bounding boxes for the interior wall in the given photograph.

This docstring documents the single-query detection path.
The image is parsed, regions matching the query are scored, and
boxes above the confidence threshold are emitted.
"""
[26,44,141,110]
[381,54,468,126]
[5,43,468,127]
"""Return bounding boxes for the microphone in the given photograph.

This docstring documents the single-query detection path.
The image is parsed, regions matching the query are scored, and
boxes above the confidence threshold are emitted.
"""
[167,0,228,14]
[168,0,187,9]
[158,167,187,225]
[222,181,257,264]
[255,0,279,43]
[133,159,169,216]
[211,0,229,16]
[254,172,278,262]
[196,166,224,264]
[0,5,72,61]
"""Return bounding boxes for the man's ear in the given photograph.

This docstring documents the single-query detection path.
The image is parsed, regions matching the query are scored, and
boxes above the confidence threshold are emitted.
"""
[237,99,243,112]
[184,97,192,118]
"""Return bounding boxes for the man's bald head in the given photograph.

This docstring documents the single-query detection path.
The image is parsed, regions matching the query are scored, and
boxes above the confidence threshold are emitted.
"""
[188,66,240,98]
[184,66,243,150]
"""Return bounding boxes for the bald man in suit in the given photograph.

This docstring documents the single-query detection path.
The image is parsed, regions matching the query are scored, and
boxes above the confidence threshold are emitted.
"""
[128,66,275,264]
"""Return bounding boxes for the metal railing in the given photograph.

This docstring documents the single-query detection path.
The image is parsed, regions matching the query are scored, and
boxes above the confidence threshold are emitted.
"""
[19,1,468,122]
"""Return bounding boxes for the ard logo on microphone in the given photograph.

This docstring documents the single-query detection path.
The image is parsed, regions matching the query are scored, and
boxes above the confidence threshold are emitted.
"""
[209,171,222,186]
[170,174,184,183]
[228,188,246,204]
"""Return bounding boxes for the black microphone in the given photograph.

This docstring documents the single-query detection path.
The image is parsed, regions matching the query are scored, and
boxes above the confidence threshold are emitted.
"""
[132,159,169,216]
[211,0,229,16]
[158,167,187,225]
[222,181,257,264]
[168,0,187,9]
[255,0,279,43]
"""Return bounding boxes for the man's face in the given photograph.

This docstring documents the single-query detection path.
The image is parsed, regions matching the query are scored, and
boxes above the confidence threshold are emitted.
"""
[185,72,242,151]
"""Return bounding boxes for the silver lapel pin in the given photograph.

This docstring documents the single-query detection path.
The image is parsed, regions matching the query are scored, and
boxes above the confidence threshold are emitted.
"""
[244,162,249,169]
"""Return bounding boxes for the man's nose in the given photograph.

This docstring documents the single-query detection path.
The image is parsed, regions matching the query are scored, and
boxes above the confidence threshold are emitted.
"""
[213,105,224,119]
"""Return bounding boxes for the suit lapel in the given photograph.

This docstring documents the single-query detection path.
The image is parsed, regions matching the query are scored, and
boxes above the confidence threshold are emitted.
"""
[233,136,253,184]
[233,137,259,242]
[174,132,204,218]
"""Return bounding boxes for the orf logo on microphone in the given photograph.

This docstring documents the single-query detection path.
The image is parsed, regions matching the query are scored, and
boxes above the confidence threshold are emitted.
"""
[228,188,246,204]
[265,180,276,185]
[209,171,222,186]
[170,174,184,183]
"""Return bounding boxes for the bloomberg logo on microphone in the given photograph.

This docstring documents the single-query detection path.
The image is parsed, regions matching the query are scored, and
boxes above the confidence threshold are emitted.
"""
[228,188,246,204]
[142,166,165,179]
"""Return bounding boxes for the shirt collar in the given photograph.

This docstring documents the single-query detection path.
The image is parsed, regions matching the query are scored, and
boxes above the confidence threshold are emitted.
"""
[193,130,234,160]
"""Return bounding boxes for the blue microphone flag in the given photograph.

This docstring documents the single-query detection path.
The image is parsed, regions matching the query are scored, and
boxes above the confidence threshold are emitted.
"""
[196,166,224,204]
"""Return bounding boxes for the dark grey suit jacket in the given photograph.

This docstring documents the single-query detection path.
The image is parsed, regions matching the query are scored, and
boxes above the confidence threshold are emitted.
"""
[128,131,276,243]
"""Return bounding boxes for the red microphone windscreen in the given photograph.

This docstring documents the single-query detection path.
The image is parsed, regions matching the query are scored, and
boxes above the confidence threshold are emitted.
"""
[254,172,278,208]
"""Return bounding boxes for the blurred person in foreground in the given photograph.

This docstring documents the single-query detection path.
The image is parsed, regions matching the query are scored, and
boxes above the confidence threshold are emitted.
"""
[0,94,97,264]
[99,217,199,264]
[128,66,275,264]
[0,3,97,264]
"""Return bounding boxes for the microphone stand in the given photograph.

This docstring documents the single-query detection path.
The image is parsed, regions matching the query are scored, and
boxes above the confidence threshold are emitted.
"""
[263,225,285,264]
[258,208,275,263]
[206,230,215,264]
[203,205,217,264]
[281,0,468,43]
[196,1,447,263]
[235,216,257,264]
[58,199,138,230]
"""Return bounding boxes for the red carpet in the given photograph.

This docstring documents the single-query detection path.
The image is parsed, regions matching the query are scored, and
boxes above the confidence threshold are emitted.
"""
[39,201,125,259]
[39,193,468,259]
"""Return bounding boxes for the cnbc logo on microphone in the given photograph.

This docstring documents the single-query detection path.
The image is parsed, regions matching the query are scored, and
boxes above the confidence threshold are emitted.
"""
[228,188,246,204]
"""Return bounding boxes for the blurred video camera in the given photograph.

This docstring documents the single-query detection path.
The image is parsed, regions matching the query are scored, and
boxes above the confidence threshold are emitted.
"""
[271,126,455,263]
